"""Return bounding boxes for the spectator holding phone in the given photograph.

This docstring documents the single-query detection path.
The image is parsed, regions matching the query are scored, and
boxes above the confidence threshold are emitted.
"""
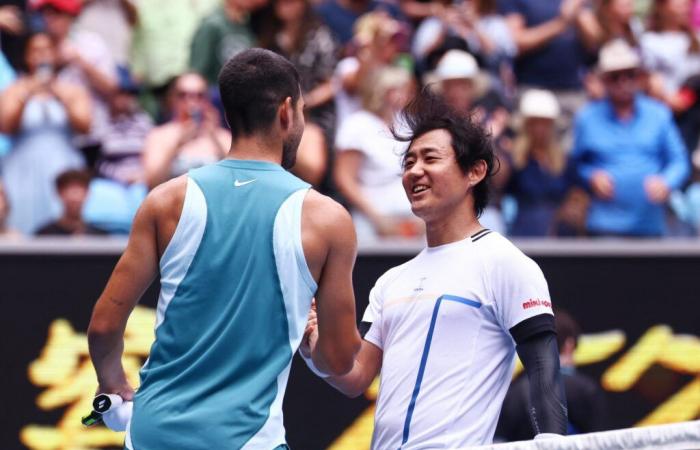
[142,72,230,189]
[0,32,91,234]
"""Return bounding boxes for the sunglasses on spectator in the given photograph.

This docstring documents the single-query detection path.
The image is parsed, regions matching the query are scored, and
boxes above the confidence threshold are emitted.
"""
[604,69,638,83]
[176,90,207,100]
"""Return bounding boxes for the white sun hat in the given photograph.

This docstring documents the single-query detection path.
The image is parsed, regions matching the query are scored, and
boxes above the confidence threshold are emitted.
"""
[598,38,641,73]
[519,89,560,119]
[434,49,478,81]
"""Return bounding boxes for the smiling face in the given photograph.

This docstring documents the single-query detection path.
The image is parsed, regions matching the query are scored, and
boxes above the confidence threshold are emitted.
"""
[401,129,475,223]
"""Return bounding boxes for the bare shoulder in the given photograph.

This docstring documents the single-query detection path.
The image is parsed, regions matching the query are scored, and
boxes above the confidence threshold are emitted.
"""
[302,189,356,240]
[145,175,188,216]
[301,189,356,282]
[141,175,188,255]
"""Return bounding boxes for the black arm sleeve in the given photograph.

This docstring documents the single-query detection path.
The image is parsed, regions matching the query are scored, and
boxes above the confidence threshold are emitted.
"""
[511,315,568,436]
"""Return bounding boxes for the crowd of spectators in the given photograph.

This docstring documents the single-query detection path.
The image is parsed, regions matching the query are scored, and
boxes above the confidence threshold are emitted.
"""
[0,0,699,240]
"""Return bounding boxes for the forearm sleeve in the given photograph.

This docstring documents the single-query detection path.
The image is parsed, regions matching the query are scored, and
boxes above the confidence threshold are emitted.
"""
[513,318,568,436]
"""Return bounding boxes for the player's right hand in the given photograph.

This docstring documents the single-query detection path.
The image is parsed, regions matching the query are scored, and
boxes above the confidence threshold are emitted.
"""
[96,381,135,402]
[299,300,318,359]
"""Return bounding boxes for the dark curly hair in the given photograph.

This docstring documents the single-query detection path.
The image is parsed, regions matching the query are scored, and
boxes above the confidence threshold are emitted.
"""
[392,88,496,217]
[218,48,301,138]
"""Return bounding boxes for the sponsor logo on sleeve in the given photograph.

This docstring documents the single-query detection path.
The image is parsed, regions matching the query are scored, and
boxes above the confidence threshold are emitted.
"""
[521,298,552,310]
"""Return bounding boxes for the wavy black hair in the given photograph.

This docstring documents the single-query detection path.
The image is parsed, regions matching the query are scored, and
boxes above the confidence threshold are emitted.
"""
[392,88,497,217]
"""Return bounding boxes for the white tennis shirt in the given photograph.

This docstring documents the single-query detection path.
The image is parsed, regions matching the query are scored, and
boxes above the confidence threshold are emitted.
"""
[363,230,554,449]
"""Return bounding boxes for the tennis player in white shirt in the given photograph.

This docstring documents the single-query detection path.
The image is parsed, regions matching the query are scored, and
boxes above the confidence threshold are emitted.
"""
[301,90,567,449]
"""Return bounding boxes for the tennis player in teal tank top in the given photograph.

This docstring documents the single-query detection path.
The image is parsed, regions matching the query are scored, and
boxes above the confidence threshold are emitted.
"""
[87,49,361,450]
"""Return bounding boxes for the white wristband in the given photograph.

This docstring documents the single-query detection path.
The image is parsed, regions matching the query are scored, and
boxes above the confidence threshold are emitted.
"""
[534,433,564,440]
[298,349,331,378]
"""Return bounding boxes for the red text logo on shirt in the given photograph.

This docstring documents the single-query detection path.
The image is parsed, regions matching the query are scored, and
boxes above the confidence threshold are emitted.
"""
[521,298,552,310]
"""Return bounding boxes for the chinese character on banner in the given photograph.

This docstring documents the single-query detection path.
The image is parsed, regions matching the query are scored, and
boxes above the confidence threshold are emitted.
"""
[21,306,155,450]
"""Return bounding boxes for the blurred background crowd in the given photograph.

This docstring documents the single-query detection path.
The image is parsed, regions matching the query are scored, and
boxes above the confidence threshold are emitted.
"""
[0,0,699,241]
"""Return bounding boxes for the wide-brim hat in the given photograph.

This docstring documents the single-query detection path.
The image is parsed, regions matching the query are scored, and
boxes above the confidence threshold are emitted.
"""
[598,39,641,73]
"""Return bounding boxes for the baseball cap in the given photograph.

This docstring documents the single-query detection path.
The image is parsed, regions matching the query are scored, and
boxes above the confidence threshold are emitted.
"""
[435,50,478,81]
[519,89,560,119]
[32,0,82,16]
[598,39,640,73]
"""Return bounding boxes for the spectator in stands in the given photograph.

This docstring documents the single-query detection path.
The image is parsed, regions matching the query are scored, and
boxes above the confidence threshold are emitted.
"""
[597,0,643,47]
[496,308,608,440]
[74,0,137,69]
[130,0,220,118]
[334,66,421,240]
[571,39,689,237]
[333,12,405,128]
[82,67,152,234]
[642,0,700,156]
[142,72,230,189]
[36,169,108,235]
[505,89,569,237]
[315,0,402,46]
[95,67,152,185]
[190,0,265,88]
[0,32,90,235]
[0,40,17,159]
[500,0,602,120]
[643,0,700,111]
[0,5,24,157]
[0,3,27,71]
[412,0,516,89]
[34,0,118,140]
[0,181,22,238]
[257,0,340,185]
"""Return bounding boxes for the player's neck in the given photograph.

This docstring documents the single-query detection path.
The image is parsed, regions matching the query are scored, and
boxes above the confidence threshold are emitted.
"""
[425,213,482,248]
[226,136,283,166]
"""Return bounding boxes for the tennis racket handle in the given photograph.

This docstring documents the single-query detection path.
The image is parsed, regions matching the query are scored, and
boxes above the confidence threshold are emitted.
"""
[102,399,133,431]
[93,393,133,431]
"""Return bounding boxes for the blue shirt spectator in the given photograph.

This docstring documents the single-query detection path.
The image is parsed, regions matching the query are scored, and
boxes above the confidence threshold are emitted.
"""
[506,89,569,237]
[315,0,401,45]
[571,39,690,237]
[571,95,689,236]
[498,0,597,90]
[508,159,569,236]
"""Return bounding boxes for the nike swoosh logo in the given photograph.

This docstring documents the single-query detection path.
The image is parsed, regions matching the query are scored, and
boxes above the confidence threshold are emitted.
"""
[234,179,257,187]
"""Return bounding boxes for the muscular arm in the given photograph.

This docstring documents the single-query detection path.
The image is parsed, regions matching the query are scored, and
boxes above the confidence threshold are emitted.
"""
[87,191,161,398]
[324,339,382,397]
[511,315,568,437]
[301,317,382,397]
[303,192,362,376]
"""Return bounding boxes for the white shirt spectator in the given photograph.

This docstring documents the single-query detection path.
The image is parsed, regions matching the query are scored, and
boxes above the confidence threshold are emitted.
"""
[641,31,700,93]
[335,109,412,233]
[58,29,117,139]
[332,57,362,129]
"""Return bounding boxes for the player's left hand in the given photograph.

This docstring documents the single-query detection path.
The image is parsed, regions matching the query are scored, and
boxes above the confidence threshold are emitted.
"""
[644,175,670,203]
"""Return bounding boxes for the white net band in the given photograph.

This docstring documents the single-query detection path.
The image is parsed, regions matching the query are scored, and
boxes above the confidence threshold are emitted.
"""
[475,421,700,450]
